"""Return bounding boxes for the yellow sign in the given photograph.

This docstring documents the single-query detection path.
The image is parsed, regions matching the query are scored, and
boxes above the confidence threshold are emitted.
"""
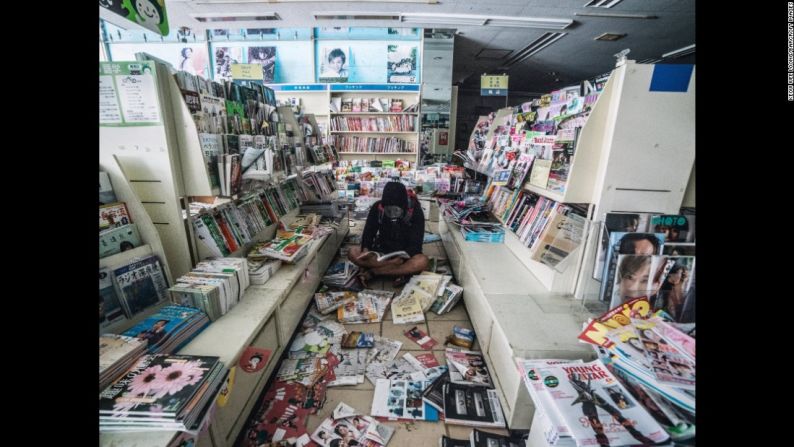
[481,75,509,90]
[231,64,263,80]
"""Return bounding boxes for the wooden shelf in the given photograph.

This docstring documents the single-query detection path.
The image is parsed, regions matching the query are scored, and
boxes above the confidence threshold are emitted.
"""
[330,131,417,134]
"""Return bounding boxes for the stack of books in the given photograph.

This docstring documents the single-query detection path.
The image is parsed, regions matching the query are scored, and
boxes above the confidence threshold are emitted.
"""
[99,334,147,391]
[322,261,360,289]
[168,258,249,321]
[121,305,210,355]
[99,354,227,434]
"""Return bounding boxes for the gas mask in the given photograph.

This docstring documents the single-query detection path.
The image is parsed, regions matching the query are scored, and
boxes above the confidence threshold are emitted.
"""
[383,205,404,223]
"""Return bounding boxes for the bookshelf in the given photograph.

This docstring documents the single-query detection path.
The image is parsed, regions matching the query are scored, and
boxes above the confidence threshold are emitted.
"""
[329,89,420,166]
[100,60,351,447]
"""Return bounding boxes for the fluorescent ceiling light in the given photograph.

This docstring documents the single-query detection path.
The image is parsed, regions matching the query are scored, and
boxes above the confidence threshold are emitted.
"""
[662,44,695,58]
[400,13,572,29]
[499,32,567,69]
[190,0,436,3]
[314,12,401,20]
[191,12,281,22]
[584,0,625,7]
[575,12,657,19]
[637,58,663,64]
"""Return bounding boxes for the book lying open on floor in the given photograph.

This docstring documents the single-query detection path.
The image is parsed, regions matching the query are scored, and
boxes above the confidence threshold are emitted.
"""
[357,250,410,262]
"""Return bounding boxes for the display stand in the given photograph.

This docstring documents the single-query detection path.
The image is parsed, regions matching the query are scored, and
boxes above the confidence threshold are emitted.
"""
[100,154,176,335]
[100,60,194,280]
[466,62,696,298]
[572,61,696,300]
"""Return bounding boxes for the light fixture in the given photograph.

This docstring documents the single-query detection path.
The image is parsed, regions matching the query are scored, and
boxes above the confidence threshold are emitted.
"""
[594,32,626,41]
[314,12,401,21]
[192,0,436,2]
[662,44,695,59]
[191,12,281,22]
[400,13,573,29]
[584,0,625,8]
[498,32,567,70]
[575,12,657,19]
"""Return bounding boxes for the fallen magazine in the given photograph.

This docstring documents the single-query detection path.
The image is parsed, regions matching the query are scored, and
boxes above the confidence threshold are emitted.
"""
[535,359,669,447]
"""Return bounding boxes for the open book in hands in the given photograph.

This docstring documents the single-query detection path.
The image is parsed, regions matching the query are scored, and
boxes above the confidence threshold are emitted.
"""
[357,250,410,262]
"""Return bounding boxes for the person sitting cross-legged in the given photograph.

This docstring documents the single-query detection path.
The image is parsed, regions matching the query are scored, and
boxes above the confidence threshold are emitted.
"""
[347,181,429,287]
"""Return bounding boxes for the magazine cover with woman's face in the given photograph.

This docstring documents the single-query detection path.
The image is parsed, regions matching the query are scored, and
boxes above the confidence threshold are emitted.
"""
[319,46,350,82]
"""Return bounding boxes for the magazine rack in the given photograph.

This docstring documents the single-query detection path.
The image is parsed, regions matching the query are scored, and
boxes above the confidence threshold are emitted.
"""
[461,61,696,297]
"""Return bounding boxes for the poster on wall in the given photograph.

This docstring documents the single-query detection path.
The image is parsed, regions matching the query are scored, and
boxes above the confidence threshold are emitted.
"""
[387,45,418,83]
[99,0,169,36]
[100,61,161,127]
[319,46,350,83]
[109,43,210,79]
[214,47,243,81]
[247,47,277,83]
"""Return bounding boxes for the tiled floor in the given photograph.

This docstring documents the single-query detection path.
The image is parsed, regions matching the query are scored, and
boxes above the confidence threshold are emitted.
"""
[296,223,512,444]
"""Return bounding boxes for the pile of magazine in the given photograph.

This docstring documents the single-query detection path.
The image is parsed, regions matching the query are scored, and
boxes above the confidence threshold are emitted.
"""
[247,258,281,285]
[337,289,393,324]
[390,272,452,324]
[322,260,360,289]
[516,297,696,446]
[121,305,210,355]
[99,334,147,391]
[99,354,228,434]
[248,230,312,263]
[168,258,249,321]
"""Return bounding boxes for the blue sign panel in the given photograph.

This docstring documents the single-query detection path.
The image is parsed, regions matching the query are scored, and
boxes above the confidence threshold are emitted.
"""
[481,89,507,96]
[330,83,420,91]
[268,84,328,91]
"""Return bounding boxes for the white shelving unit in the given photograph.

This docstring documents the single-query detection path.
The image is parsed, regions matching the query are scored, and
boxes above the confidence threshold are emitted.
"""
[100,60,194,280]
[101,215,349,447]
[101,60,352,447]
[468,61,696,299]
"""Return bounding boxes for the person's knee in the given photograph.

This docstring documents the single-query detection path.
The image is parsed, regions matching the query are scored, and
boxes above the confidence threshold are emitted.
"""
[347,246,361,262]
[412,253,429,271]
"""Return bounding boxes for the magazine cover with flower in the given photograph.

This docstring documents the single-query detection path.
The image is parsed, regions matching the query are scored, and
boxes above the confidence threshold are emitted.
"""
[99,354,221,417]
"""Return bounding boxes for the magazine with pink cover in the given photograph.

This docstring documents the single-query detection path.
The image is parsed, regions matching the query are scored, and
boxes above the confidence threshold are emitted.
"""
[648,317,695,361]
[633,319,696,389]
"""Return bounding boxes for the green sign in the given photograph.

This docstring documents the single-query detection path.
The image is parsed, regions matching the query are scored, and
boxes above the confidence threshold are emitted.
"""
[100,0,170,36]
[100,61,162,127]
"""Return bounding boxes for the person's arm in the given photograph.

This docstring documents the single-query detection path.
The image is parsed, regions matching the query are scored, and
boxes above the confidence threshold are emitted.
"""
[360,205,380,252]
[405,199,425,256]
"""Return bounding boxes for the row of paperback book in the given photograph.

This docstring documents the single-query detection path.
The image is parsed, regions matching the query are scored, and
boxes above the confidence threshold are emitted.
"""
[191,181,301,257]
[330,96,418,113]
[168,258,250,321]
[330,115,416,132]
[331,135,417,153]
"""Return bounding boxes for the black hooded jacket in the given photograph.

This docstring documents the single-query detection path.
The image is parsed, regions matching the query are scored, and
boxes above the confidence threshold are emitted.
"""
[360,182,425,256]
